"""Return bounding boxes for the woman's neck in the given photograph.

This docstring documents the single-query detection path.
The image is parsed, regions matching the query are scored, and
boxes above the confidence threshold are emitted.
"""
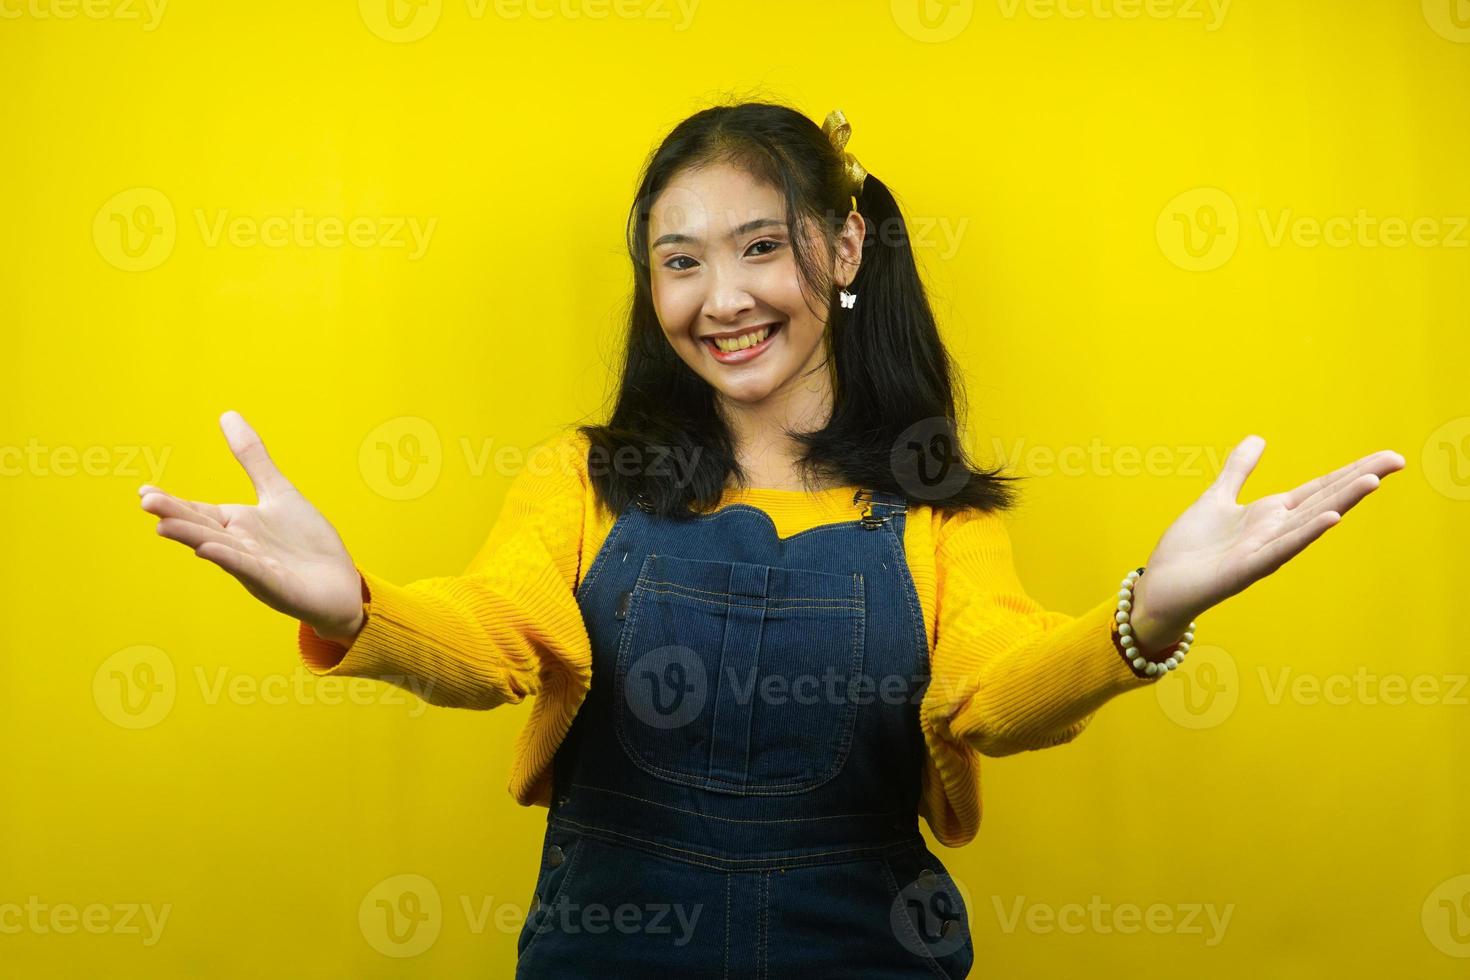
[718,367,837,491]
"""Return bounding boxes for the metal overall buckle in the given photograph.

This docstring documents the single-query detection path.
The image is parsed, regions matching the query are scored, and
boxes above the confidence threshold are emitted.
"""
[853,488,906,529]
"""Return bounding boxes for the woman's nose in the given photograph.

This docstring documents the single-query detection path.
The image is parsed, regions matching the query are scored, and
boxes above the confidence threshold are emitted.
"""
[701,267,756,322]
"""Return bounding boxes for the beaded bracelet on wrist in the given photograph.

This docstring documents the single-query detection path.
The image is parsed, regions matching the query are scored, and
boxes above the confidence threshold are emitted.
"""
[1112,566,1195,679]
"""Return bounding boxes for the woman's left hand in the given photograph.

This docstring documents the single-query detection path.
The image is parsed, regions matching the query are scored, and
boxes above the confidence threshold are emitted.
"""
[1128,435,1405,656]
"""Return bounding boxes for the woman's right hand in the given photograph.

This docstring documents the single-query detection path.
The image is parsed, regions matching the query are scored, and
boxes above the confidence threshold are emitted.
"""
[139,410,366,646]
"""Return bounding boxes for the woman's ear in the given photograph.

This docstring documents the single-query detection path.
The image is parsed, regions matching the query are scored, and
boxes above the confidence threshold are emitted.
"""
[834,209,866,287]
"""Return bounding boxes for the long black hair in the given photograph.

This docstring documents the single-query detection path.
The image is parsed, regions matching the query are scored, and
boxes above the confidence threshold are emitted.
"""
[578,98,1022,520]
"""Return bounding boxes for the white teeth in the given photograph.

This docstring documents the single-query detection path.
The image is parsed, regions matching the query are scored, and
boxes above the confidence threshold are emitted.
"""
[712,325,772,352]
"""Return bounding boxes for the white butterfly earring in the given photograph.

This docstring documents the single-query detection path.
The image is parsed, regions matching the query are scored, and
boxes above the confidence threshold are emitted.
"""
[839,286,857,309]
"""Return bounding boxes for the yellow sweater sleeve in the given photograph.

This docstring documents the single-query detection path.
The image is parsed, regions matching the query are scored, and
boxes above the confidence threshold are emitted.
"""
[923,507,1162,758]
[293,428,594,716]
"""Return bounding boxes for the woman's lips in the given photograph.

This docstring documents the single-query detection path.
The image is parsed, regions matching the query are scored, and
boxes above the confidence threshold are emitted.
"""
[704,322,782,364]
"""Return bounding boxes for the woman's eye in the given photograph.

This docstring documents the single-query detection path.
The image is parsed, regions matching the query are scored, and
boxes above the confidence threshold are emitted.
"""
[662,240,780,272]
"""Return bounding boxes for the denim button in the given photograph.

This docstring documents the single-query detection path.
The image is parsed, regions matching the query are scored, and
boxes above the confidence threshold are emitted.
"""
[556,795,570,807]
[530,893,541,913]
[917,869,938,890]
[548,844,565,867]
[941,919,961,939]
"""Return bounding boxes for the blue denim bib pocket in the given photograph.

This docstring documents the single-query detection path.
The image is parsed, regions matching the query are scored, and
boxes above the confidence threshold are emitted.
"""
[613,552,866,794]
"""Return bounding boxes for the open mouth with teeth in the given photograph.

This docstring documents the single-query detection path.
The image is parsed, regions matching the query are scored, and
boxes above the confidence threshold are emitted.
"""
[703,321,783,361]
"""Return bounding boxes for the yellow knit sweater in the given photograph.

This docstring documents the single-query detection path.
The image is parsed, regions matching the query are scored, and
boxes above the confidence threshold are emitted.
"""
[296,428,1161,848]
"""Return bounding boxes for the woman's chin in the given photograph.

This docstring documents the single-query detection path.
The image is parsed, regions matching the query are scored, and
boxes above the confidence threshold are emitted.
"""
[709,376,781,406]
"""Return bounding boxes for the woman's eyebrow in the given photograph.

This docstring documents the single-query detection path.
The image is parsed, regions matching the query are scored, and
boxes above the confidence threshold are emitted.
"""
[652,217,785,249]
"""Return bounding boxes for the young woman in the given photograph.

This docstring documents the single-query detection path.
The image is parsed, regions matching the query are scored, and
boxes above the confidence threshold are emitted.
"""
[139,102,1403,977]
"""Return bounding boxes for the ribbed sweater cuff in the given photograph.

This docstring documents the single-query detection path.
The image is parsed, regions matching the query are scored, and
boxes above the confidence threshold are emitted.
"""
[294,568,526,705]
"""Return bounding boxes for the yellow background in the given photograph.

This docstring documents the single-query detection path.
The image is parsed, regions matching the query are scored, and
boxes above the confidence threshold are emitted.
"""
[3,0,1468,976]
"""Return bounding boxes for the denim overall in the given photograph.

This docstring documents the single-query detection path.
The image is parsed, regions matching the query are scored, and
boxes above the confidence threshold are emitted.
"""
[514,489,975,979]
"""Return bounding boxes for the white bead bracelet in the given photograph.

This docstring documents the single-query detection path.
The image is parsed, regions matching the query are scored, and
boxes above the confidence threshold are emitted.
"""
[1113,566,1195,678]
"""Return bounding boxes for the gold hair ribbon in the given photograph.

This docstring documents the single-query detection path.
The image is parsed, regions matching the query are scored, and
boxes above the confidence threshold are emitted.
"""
[822,109,868,198]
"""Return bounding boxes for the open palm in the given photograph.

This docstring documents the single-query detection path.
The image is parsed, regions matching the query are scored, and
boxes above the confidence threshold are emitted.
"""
[1130,435,1405,650]
[139,411,364,642]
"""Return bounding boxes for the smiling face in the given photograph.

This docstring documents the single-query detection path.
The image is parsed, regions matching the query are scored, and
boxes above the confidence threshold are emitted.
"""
[648,161,863,410]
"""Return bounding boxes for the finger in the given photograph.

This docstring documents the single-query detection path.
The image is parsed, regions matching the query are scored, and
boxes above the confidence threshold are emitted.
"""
[1286,458,1375,516]
[1211,434,1266,503]
[1285,450,1404,512]
[191,502,229,527]
[1250,509,1342,576]
[174,495,230,527]
[1283,455,1371,511]
[219,410,294,500]
[1287,472,1382,530]
[139,483,231,525]
[141,491,226,532]
[155,516,239,553]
